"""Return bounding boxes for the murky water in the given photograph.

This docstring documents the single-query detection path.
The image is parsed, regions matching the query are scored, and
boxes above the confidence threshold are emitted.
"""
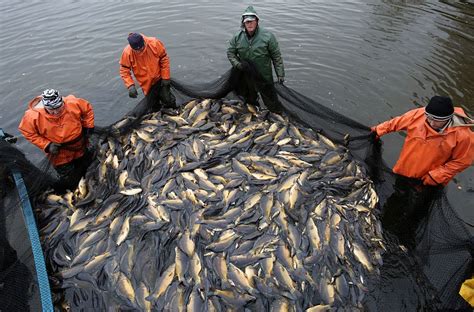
[1,0,473,309]
[3,0,472,218]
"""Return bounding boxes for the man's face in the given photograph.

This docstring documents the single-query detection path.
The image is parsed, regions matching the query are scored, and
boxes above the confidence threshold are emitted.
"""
[244,20,258,34]
[45,105,65,116]
[132,42,146,54]
[426,116,449,130]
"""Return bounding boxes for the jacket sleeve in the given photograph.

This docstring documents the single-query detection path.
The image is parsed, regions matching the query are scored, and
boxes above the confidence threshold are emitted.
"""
[227,35,241,68]
[373,109,418,137]
[119,48,135,88]
[77,98,95,129]
[156,39,171,80]
[268,33,284,79]
[18,112,51,151]
[428,133,474,185]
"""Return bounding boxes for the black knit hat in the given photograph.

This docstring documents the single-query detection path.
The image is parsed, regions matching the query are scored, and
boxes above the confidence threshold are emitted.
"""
[425,96,454,121]
[128,33,145,50]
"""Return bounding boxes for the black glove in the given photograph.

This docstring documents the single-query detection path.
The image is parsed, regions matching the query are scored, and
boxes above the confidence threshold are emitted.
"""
[128,85,138,98]
[82,127,94,138]
[277,77,285,85]
[370,129,380,142]
[236,62,250,72]
[161,79,171,88]
[110,126,121,137]
[2,132,17,144]
[47,143,61,155]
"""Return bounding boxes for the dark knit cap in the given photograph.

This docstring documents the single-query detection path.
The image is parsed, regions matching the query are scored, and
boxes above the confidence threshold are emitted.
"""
[425,96,454,121]
[128,33,145,50]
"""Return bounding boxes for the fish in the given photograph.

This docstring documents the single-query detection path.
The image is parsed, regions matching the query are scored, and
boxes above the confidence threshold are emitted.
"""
[116,216,130,246]
[117,272,136,305]
[148,263,176,301]
[178,230,196,257]
[38,98,384,310]
[120,188,143,196]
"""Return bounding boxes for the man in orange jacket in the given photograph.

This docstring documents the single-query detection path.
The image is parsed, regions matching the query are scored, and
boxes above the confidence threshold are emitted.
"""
[372,96,473,186]
[18,89,95,183]
[372,96,473,245]
[119,33,176,111]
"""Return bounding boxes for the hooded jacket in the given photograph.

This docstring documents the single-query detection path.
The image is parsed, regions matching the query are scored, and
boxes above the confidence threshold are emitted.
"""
[19,95,94,166]
[373,107,474,186]
[120,35,171,95]
[227,6,285,84]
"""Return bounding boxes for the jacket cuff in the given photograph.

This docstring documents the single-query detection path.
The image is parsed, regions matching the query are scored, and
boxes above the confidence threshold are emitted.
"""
[83,127,94,137]
[44,142,52,153]
[427,171,441,185]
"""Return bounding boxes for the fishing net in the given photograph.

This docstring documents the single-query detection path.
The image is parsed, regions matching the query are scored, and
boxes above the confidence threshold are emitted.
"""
[0,62,472,311]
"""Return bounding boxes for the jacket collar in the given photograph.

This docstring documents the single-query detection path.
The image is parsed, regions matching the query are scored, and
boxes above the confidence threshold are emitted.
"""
[29,96,65,119]
[451,112,474,128]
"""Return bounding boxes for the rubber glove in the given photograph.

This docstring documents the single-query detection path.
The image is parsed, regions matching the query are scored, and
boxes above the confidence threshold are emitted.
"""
[128,85,138,98]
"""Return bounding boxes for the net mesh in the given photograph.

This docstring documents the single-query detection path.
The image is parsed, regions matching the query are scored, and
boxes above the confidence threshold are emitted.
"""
[1,63,472,311]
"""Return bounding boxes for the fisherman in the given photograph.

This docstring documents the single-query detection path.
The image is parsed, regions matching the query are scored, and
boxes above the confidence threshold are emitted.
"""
[372,96,474,244]
[18,89,95,186]
[227,6,285,113]
[120,33,176,111]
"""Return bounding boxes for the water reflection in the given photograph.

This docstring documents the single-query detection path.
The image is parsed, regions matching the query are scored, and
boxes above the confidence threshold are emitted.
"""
[428,1,474,111]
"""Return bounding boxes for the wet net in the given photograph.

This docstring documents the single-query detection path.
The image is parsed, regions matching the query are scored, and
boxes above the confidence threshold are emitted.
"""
[0,62,472,311]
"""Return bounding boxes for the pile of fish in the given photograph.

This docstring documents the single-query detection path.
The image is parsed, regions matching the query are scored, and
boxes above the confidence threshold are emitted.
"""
[37,98,385,311]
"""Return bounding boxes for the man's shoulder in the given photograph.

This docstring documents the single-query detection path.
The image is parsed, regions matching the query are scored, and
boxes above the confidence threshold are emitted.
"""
[145,36,164,47]
[255,27,278,43]
[230,29,245,40]
[121,45,133,57]
[143,35,158,42]
[64,95,88,106]
[257,27,275,37]
[23,108,40,120]
[401,107,425,119]
[64,94,78,101]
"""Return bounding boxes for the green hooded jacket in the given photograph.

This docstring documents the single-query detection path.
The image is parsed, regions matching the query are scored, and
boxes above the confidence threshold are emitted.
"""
[227,6,285,84]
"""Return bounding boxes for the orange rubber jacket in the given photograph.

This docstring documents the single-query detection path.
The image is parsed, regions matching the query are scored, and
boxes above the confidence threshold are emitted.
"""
[373,107,474,186]
[18,95,94,166]
[119,35,171,95]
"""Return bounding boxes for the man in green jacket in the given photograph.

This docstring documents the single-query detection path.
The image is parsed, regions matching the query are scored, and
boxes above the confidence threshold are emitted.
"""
[227,6,285,113]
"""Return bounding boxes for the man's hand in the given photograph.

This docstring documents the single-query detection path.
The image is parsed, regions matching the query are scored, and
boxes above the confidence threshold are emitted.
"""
[277,77,285,84]
[370,127,381,142]
[161,79,171,88]
[47,143,61,155]
[3,132,17,144]
[82,127,94,139]
[236,62,250,72]
[128,85,138,98]
[110,126,121,137]
[422,174,438,186]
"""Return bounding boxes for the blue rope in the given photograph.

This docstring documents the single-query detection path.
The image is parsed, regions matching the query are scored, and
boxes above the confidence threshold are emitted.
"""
[1,129,54,311]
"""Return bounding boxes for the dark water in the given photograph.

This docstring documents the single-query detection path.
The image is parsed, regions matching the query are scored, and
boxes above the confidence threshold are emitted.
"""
[2,0,472,222]
[1,0,473,309]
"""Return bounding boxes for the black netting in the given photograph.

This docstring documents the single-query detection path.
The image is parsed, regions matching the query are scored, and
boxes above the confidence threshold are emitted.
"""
[1,63,472,311]
[0,171,38,311]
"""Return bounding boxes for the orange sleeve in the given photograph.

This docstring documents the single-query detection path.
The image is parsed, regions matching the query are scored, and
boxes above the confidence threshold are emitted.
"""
[428,132,474,185]
[18,111,51,151]
[154,38,170,80]
[77,98,95,129]
[119,48,135,88]
[374,109,419,137]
